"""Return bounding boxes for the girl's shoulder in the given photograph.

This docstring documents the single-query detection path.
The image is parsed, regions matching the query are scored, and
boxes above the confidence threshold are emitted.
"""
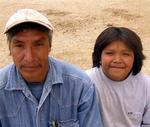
[85,67,99,76]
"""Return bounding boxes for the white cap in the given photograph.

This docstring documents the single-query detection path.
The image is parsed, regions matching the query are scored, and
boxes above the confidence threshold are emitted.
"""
[4,8,54,33]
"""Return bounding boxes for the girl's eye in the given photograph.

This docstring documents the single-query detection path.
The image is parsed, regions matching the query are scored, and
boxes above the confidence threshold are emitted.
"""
[105,52,113,55]
[123,52,130,56]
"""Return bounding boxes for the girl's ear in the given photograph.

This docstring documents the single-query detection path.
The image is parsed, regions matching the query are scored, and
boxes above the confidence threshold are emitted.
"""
[99,58,102,64]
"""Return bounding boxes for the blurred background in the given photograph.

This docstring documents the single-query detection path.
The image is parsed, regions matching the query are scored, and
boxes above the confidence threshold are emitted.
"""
[0,0,150,75]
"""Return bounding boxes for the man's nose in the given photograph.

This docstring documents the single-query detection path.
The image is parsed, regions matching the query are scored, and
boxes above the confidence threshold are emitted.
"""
[24,47,34,62]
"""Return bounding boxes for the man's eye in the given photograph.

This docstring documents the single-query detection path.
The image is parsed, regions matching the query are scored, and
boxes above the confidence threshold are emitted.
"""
[14,44,24,47]
[35,42,44,46]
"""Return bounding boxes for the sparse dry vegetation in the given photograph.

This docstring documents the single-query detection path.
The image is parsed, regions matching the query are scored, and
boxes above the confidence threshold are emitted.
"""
[0,0,150,75]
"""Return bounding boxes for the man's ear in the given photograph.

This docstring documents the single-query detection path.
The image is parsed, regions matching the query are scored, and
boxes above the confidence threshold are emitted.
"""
[9,45,12,56]
[49,44,51,51]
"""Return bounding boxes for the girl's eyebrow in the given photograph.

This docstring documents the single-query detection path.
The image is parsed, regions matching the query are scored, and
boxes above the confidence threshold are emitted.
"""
[122,49,133,52]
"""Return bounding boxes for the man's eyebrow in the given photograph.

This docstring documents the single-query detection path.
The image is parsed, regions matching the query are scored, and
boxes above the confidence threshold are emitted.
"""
[34,37,48,42]
[11,39,23,44]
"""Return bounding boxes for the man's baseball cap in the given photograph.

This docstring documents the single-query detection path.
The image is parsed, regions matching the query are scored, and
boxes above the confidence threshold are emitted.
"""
[4,8,54,33]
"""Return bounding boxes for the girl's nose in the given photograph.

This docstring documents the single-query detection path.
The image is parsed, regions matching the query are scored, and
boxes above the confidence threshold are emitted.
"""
[113,54,122,63]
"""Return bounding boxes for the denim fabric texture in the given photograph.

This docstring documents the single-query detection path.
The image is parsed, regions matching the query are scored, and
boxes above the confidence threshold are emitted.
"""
[0,57,103,127]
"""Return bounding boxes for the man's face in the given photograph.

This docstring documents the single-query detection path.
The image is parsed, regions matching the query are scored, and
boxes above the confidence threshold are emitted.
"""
[10,29,51,83]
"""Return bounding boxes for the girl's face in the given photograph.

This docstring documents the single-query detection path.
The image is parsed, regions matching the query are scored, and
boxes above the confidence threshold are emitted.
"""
[101,40,134,81]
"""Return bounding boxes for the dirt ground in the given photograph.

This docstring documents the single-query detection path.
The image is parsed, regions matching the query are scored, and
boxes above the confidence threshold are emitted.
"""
[0,0,150,75]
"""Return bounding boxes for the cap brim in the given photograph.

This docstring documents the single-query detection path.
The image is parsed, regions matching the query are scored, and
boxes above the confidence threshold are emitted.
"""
[4,20,53,33]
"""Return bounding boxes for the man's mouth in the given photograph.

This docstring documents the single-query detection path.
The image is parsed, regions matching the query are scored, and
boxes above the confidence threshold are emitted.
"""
[20,65,41,71]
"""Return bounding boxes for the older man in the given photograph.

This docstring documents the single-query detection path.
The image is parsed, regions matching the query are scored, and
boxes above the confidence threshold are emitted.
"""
[0,8,103,127]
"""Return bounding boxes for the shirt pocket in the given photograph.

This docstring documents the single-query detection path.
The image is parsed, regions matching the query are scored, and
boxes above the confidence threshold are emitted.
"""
[59,120,79,127]
[49,120,79,127]
[0,91,25,119]
[127,111,143,124]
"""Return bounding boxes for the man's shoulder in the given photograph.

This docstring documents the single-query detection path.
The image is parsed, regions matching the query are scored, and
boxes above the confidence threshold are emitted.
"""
[0,64,13,89]
[49,57,92,84]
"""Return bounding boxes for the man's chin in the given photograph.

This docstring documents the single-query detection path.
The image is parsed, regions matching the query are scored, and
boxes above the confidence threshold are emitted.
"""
[22,75,41,83]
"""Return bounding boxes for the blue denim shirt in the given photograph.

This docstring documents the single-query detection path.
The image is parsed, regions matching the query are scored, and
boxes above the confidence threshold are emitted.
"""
[0,57,103,127]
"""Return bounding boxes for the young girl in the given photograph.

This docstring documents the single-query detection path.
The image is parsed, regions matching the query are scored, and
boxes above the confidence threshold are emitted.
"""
[86,27,150,127]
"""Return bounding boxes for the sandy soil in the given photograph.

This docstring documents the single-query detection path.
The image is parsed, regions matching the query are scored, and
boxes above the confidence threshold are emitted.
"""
[0,0,150,75]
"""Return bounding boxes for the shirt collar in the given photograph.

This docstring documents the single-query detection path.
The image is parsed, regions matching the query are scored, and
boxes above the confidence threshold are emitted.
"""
[5,57,63,91]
